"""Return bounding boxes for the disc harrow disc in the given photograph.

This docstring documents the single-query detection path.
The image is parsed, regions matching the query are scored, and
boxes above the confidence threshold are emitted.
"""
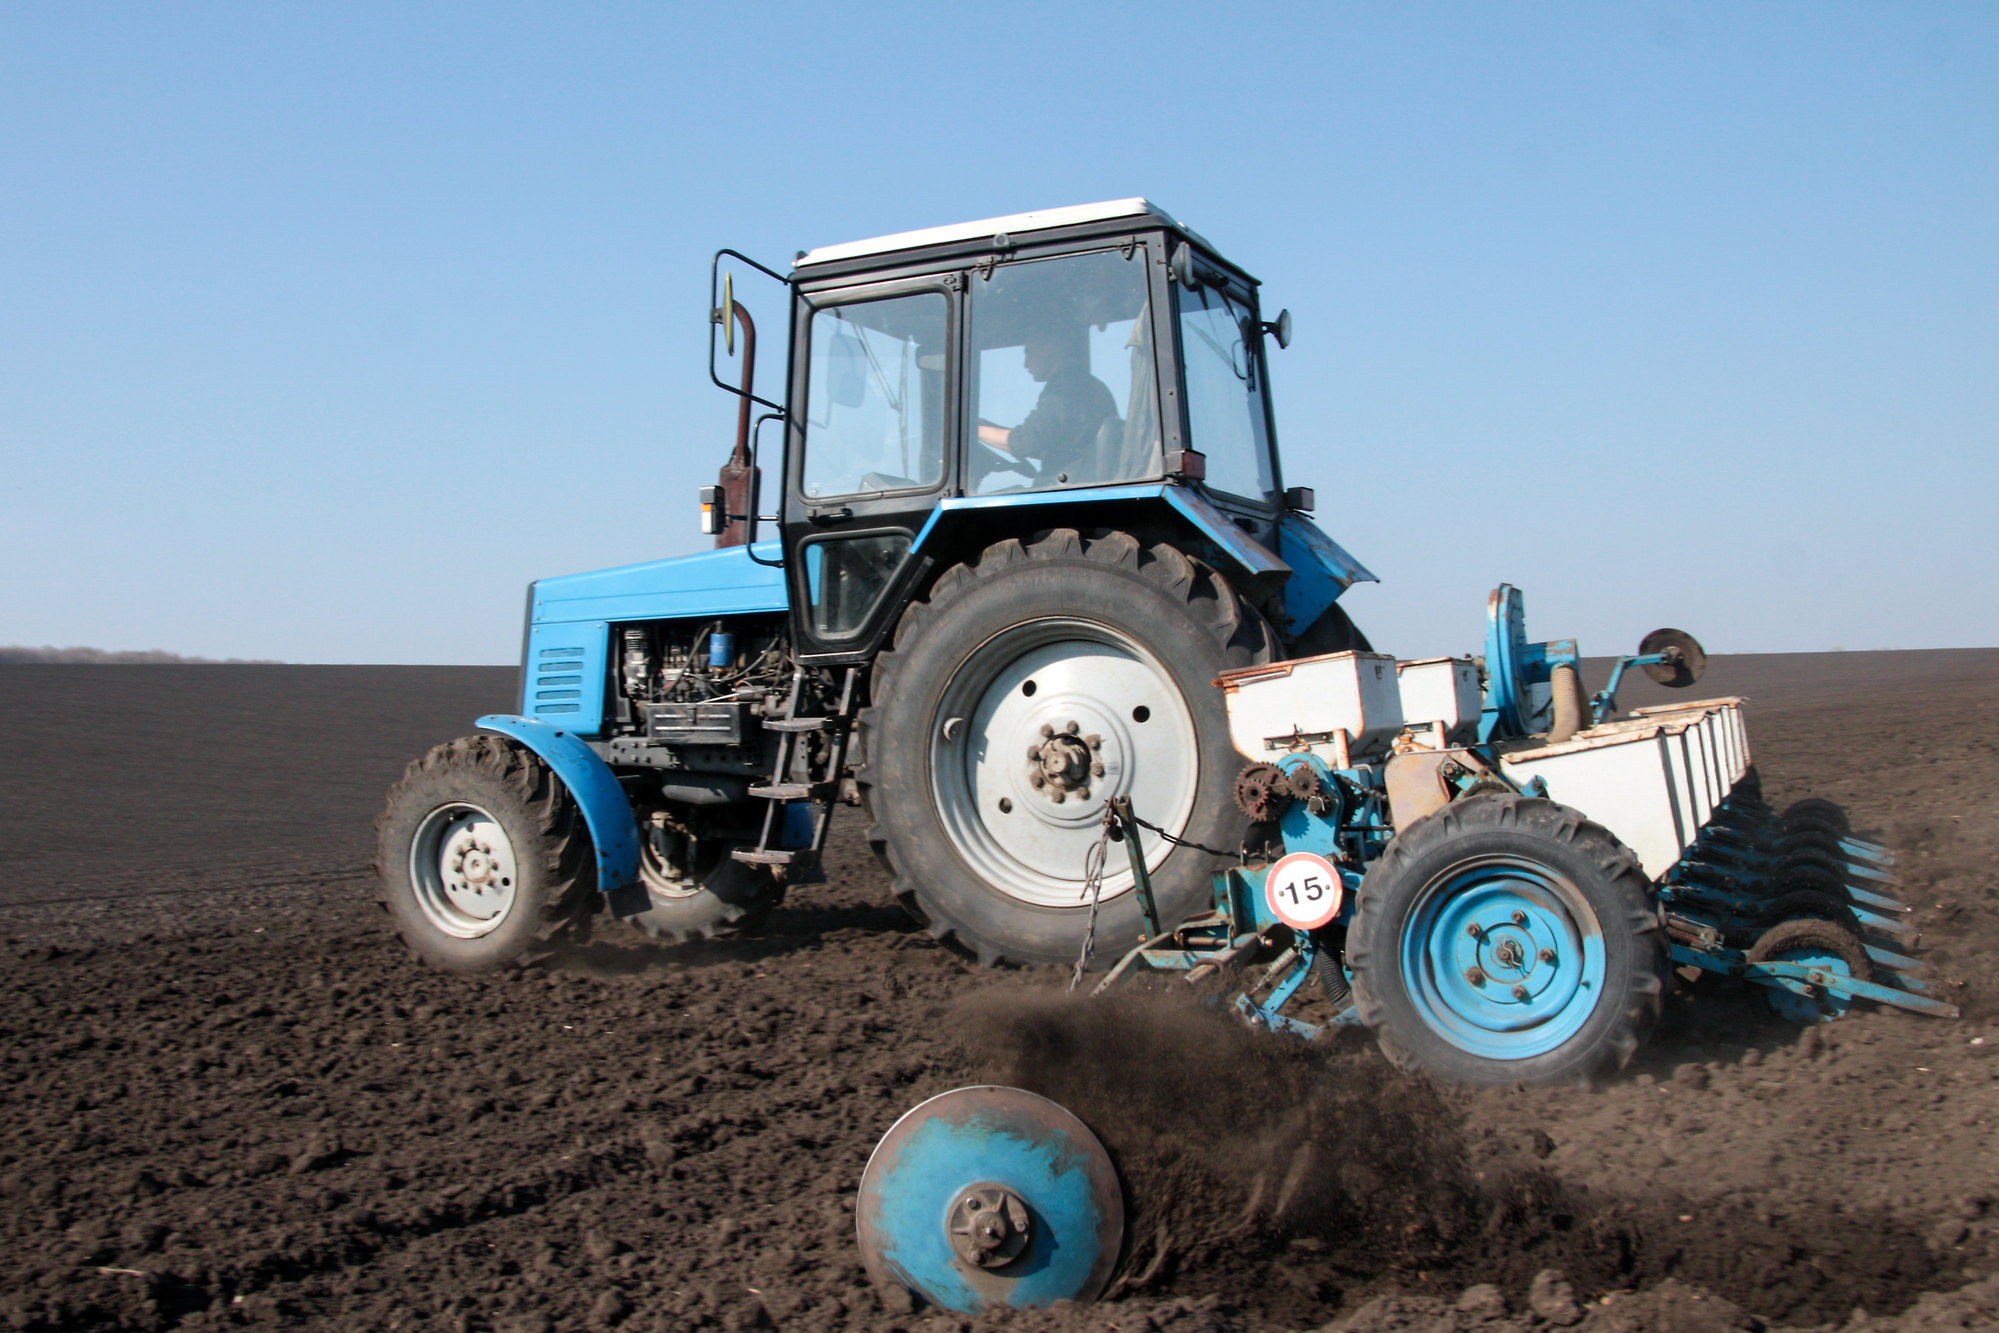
[1638,628,1707,688]
[856,1086,1124,1315]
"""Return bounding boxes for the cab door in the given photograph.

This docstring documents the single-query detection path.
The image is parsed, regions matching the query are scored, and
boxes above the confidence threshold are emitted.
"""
[782,273,960,663]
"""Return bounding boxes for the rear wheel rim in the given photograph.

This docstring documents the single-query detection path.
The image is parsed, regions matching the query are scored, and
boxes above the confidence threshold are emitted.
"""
[409,802,519,939]
[639,828,706,902]
[930,618,1198,909]
[1400,854,1608,1061]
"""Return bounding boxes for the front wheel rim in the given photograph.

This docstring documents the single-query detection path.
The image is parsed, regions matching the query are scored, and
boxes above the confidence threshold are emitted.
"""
[409,802,520,939]
[1401,854,1608,1061]
[930,618,1200,909]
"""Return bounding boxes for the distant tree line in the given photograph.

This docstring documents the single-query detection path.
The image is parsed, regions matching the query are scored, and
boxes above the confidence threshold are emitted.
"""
[0,645,281,664]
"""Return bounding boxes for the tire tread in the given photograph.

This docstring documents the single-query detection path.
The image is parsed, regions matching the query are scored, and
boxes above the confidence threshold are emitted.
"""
[1347,793,1667,1086]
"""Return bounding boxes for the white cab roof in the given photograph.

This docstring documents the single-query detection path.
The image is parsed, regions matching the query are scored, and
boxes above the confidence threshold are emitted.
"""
[795,198,1206,269]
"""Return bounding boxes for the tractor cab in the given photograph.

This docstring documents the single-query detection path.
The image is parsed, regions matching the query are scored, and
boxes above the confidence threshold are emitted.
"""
[710,200,1343,664]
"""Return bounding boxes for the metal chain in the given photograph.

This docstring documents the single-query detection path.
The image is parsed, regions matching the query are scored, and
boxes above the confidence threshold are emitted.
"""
[1067,829,1113,992]
[1123,810,1242,861]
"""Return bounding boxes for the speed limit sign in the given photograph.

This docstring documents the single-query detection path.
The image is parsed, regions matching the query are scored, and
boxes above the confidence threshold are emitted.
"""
[1262,852,1346,931]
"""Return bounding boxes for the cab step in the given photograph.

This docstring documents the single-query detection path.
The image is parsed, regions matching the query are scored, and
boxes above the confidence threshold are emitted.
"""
[749,781,837,802]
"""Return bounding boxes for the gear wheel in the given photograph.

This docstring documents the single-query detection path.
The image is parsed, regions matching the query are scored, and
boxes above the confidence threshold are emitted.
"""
[1233,762,1292,822]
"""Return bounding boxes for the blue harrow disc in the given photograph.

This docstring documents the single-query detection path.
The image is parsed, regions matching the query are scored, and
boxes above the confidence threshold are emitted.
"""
[856,1086,1123,1315]
[1400,858,1608,1060]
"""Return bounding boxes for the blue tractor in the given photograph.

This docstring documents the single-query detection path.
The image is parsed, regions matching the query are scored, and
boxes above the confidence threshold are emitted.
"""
[373,200,1376,971]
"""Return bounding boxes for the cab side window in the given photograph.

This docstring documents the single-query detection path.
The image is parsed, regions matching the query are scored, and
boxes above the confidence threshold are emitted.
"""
[1176,279,1276,503]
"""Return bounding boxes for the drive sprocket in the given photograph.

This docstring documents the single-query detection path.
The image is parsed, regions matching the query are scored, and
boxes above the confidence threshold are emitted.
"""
[1233,762,1292,822]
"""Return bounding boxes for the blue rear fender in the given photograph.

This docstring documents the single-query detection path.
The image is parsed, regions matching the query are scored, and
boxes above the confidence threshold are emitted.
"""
[908,483,1374,636]
[474,714,644,913]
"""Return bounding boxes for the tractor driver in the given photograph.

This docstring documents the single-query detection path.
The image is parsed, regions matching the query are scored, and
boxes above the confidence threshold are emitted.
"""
[976,326,1118,484]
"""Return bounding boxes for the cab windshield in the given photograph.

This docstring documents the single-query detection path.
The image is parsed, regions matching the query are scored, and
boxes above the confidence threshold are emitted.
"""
[1177,278,1276,503]
[965,246,1160,494]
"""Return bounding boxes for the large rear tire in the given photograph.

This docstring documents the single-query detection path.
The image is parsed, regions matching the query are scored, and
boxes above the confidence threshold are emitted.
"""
[1348,794,1667,1087]
[374,735,594,971]
[1288,600,1371,656]
[859,528,1273,967]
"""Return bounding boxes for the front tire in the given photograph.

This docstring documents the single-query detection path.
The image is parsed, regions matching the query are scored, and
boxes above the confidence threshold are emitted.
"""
[1348,794,1667,1086]
[860,528,1273,967]
[374,735,594,971]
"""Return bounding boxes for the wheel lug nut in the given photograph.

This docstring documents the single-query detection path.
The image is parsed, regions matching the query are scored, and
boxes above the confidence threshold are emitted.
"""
[1086,734,1101,749]
[1029,773,1045,788]
[1027,745,1042,760]
[1466,923,1482,939]
[1465,967,1486,985]
[1511,910,1529,926]
[1039,723,1055,738]
[1075,787,1090,801]
[1051,790,1066,804]
[1511,984,1530,1000]
[1539,947,1557,964]
[1065,720,1080,734]
[1091,762,1105,777]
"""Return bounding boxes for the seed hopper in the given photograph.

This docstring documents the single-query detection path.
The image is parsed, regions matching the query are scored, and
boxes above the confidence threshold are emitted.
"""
[858,584,1958,1313]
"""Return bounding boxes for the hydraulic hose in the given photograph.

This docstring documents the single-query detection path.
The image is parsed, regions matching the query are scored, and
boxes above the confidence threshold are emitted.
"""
[1549,664,1589,744]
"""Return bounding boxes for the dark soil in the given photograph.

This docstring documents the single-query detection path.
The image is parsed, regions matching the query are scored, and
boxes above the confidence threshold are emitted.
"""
[1,650,1996,1333]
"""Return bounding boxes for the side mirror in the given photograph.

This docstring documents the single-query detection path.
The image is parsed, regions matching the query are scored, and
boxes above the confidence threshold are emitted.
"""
[828,330,867,408]
[1170,242,1203,289]
[1262,309,1292,349]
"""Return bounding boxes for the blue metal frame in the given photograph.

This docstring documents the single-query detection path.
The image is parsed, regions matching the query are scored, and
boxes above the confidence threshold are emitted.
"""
[1590,651,1674,724]
[474,714,643,912]
[1478,584,1578,741]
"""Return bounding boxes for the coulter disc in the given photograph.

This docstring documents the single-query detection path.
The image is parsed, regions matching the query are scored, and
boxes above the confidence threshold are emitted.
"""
[1637,628,1707,688]
[855,1086,1123,1314]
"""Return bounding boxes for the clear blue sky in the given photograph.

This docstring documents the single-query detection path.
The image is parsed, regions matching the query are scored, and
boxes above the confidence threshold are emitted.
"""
[4,3,1993,664]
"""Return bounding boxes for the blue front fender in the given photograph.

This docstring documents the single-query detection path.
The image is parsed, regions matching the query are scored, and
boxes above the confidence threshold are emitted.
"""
[475,714,644,914]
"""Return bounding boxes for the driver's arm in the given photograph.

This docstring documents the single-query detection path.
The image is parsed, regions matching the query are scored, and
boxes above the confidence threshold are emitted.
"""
[977,422,1013,452]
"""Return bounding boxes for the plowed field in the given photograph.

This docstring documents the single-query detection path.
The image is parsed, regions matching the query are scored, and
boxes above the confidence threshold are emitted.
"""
[2,651,1996,1332]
